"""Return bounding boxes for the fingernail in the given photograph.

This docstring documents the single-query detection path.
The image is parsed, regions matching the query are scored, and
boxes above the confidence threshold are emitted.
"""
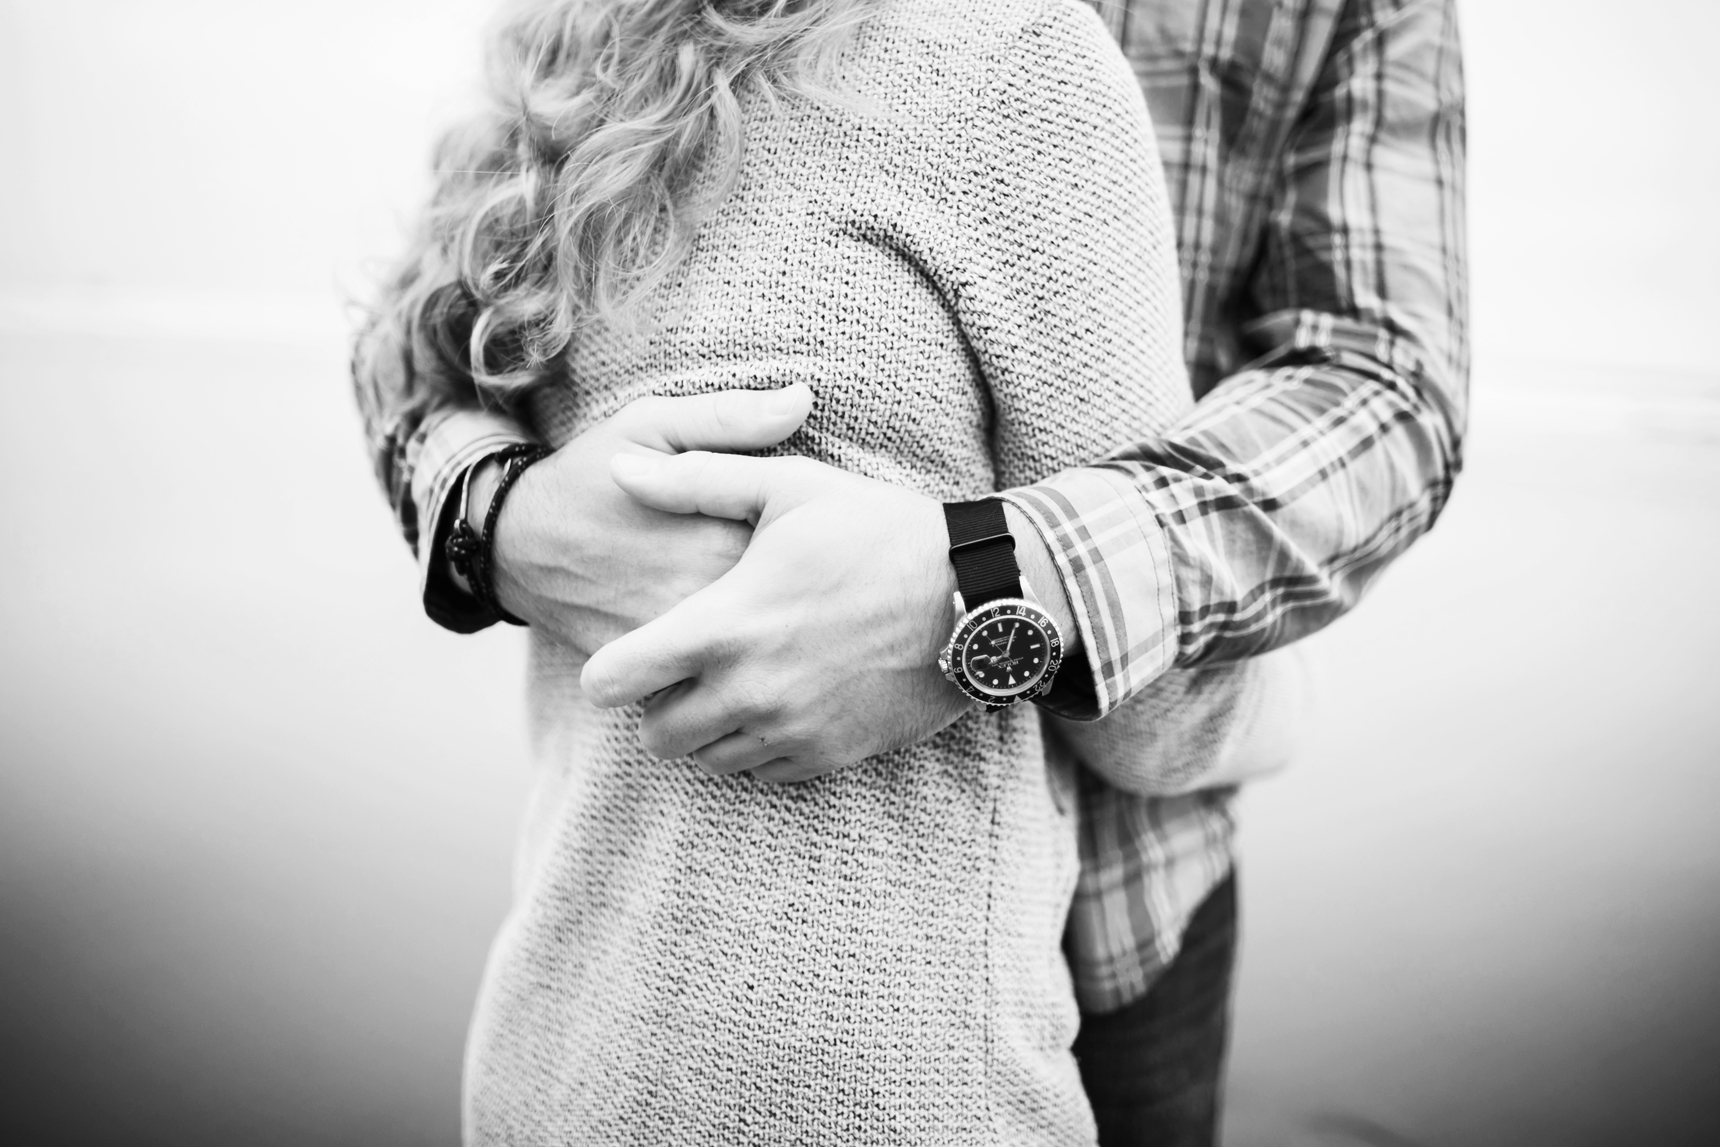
[612,453,658,480]
[764,385,805,416]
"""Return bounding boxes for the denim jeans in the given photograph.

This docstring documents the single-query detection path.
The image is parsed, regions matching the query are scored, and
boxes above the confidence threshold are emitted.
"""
[1073,872,1238,1147]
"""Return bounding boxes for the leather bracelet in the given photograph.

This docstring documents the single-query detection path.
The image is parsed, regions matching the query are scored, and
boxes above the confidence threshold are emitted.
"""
[444,443,553,627]
[477,443,553,626]
[445,463,484,588]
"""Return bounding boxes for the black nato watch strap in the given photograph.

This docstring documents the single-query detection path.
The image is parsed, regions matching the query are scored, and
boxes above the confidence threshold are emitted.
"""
[943,498,1023,611]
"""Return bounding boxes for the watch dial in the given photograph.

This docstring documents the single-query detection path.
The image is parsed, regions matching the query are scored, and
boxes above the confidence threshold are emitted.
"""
[960,615,1051,698]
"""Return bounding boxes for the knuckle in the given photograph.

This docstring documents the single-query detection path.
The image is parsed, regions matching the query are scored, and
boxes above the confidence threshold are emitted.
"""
[640,683,698,757]
[724,673,779,726]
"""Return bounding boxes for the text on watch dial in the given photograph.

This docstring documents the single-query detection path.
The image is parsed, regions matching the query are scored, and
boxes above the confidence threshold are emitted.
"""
[961,617,1050,696]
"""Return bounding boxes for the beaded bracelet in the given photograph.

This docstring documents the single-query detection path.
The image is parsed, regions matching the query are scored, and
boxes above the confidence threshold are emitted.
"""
[445,443,554,627]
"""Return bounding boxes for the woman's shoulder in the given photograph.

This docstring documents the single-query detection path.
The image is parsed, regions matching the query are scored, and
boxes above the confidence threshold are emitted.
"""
[865,0,1110,48]
[857,0,1132,108]
[871,0,1102,38]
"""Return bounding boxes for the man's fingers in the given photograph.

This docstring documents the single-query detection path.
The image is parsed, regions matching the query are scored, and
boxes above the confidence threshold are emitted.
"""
[690,730,783,777]
[620,384,813,454]
[748,758,832,785]
[611,451,807,523]
[639,680,755,761]
[580,607,713,709]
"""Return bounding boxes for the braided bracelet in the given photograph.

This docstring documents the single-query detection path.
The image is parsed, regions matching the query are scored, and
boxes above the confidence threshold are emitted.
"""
[445,444,554,627]
[445,462,484,587]
[477,444,553,625]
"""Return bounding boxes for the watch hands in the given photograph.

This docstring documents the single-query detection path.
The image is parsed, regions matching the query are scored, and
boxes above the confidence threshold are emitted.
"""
[970,624,1039,677]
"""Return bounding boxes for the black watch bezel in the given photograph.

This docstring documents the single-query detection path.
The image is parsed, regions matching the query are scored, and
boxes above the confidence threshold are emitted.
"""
[939,596,1064,708]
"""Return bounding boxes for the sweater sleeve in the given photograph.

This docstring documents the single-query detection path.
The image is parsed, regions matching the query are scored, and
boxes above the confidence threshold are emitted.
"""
[939,0,1192,702]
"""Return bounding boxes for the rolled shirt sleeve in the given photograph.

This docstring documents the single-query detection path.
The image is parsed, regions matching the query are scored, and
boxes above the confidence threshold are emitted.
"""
[1012,0,1468,721]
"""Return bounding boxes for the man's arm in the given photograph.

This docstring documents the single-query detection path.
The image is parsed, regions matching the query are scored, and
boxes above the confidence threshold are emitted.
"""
[579,0,1466,775]
[1010,0,1468,719]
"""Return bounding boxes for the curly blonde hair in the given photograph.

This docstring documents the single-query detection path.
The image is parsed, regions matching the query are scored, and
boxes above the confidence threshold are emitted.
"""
[360,0,877,412]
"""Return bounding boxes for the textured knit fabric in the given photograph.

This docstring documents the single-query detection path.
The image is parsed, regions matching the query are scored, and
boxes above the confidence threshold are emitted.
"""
[459,1,1188,1141]
[351,0,1469,1019]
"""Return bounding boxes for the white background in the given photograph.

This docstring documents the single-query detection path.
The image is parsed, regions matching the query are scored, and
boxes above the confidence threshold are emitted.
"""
[1,1,1716,1143]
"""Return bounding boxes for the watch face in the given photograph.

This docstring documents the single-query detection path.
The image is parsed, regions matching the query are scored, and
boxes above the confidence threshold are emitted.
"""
[957,608,1057,699]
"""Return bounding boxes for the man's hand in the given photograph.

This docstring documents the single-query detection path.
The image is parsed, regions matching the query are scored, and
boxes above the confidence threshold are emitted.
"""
[579,451,971,782]
[484,386,813,655]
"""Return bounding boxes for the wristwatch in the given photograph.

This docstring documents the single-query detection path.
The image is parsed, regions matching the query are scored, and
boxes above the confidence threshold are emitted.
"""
[937,498,1064,709]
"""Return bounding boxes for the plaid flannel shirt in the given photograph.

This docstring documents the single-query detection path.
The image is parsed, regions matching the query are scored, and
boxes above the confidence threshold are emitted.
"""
[1000,0,1467,1011]
[353,0,1467,1014]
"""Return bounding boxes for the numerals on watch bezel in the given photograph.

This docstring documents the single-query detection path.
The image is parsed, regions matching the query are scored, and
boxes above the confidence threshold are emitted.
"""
[938,597,1064,709]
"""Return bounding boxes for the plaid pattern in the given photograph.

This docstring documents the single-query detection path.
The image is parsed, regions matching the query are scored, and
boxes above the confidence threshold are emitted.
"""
[1004,0,1468,1011]
[1060,779,1239,1009]
[354,0,1467,1015]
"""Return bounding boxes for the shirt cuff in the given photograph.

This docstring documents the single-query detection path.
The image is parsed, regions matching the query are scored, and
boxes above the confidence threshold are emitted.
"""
[408,407,536,632]
[999,467,1179,720]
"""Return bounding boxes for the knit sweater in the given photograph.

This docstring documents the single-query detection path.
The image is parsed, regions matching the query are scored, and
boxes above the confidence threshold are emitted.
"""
[462,1,1190,1142]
